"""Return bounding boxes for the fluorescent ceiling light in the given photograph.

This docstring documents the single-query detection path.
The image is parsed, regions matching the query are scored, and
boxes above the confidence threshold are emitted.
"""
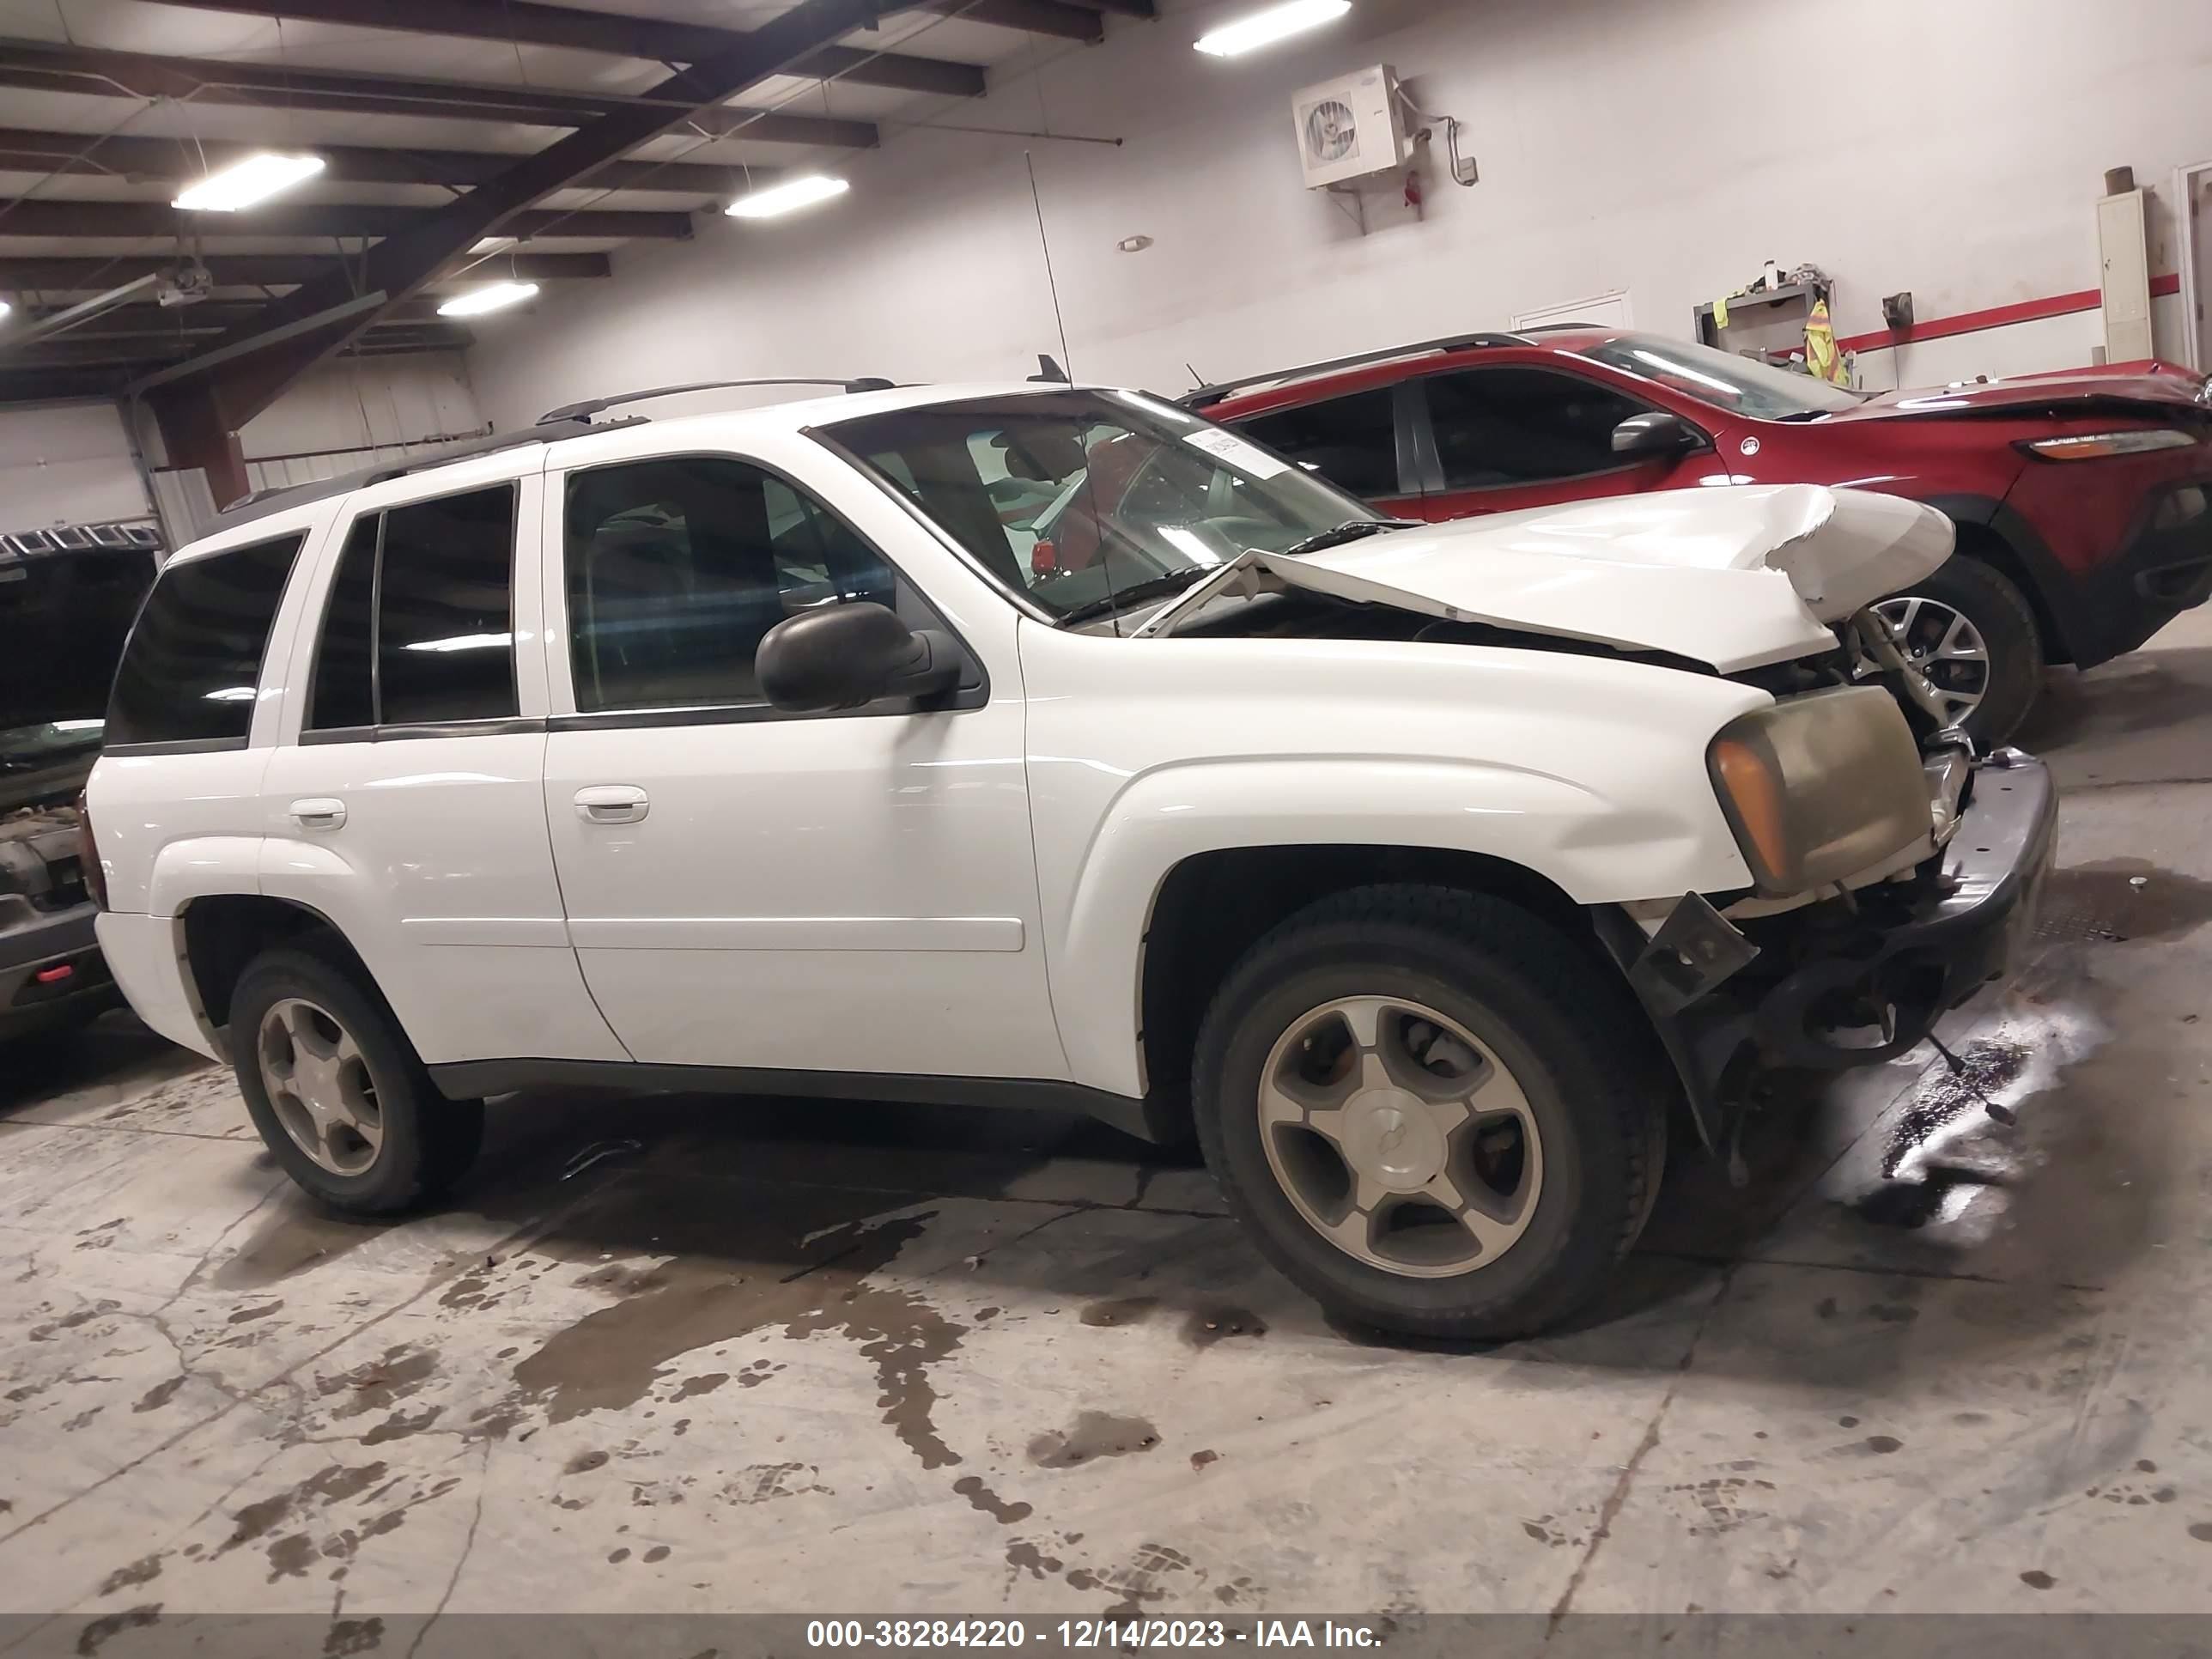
[173,152,325,211]
[0,299,11,321]
[1194,0,1350,55]
[437,282,539,318]
[725,174,849,220]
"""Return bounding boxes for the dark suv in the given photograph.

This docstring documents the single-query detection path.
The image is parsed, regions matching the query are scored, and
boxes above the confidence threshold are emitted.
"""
[0,522,159,1040]
[1193,330,2212,743]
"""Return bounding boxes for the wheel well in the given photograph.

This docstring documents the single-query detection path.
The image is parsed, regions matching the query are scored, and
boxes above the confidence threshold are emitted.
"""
[180,895,364,1032]
[1137,845,1598,1137]
[1954,521,2066,665]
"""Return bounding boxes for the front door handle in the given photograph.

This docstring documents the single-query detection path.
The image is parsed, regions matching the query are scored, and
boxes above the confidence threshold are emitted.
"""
[574,784,649,824]
[290,798,346,830]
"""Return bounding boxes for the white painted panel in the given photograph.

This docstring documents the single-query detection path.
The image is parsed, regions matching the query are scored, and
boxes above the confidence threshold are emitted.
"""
[1511,292,1633,331]
[236,353,486,462]
[0,404,149,533]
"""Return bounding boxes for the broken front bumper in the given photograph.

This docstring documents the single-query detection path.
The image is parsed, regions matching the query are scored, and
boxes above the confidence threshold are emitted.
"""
[1597,750,2058,1146]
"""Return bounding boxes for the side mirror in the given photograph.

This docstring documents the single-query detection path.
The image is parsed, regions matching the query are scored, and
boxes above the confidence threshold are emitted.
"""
[757,601,961,713]
[1611,410,1705,459]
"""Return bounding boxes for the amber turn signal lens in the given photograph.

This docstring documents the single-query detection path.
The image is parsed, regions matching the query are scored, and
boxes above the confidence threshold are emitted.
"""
[1711,738,1789,887]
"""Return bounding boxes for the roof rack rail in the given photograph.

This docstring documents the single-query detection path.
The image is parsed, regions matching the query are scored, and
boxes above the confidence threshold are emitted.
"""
[538,377,896,425]
[1180,333,1533,409]
[214,417,634,530]
[1516,319,1619,333]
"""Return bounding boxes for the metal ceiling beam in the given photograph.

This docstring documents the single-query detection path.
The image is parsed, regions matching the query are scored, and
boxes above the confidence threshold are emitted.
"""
[0,366,144,402]
[0,252,611,289]
[144,0,988,98]
[25,298,448,337]
[904,0,1104,40]
[0,199,695,240]
[0,127,772,197]
[0,40,879,148]
[148,0,891,497]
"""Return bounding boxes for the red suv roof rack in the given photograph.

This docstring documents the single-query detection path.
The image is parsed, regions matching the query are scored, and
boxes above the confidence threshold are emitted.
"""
[1181,333,1531,410]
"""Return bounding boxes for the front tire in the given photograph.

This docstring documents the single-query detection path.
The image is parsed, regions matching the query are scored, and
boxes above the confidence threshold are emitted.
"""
[1879,554,2042,746]
[1191,884,1668,1340]
[229,938,483,1214]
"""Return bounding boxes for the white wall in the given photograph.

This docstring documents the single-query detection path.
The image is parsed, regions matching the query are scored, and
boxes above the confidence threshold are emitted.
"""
[0,404,150,533]
[471,0,2212,426]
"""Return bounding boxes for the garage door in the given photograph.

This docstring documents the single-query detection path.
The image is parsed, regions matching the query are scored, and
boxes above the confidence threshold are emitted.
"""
[0,403,153,536]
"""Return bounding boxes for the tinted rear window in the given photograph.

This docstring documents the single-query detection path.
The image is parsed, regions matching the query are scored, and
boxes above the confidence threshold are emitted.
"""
[106,534,303,748]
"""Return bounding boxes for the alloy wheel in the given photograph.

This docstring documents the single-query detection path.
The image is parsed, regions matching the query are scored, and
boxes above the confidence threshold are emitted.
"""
[1257,995,1544,1278]
[1876,594,1990,726]
[258,997,385,1176]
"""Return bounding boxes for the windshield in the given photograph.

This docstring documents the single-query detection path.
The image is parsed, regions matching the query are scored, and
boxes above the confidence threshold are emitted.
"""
[823,389,1382,624]
[1578,333,1866,418]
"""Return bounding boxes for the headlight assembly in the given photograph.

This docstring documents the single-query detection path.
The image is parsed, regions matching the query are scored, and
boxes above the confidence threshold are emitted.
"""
[2020,429,2198,461]
[1708,686,1929,896]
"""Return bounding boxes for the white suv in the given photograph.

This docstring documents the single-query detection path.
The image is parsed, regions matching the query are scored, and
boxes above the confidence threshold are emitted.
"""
[85,380,2054,1339]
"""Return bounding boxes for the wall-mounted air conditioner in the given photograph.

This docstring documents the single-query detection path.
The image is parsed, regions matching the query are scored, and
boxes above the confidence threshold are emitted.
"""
[1291,64,1410,190]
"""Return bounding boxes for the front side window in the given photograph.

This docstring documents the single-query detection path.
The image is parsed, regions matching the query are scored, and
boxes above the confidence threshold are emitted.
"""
[563,457,899,714]
[1231,388,1401,499]
[307,486,519,732]
[106,533,304,747]
[1423,368,1651,489]
[826,390,1379,627]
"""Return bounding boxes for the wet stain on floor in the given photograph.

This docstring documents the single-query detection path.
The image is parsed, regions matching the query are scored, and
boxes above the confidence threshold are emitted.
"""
[497,1176,969,1469]
[1079,1296,1158,1328]
[210,1203,389,1291]
[1182,1305,1266,1346]
[2035,860,2212,945]
[952,1475,1033,1524]
[1028,1412,1160,1469]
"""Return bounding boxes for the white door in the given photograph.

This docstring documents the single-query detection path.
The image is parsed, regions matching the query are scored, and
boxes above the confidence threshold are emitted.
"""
[258,465,626,1066]
[2175,161,2212,372]
[1510,291,1633,332]
[538,446,1064,1080]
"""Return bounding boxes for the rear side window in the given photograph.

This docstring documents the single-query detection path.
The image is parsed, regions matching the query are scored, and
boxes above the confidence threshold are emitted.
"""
[1231,389,1401,499]
[305,485,518,732]
[106,533,304,749]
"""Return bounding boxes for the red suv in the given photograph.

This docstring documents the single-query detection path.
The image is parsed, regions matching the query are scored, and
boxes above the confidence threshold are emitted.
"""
[1191,329,2212,742]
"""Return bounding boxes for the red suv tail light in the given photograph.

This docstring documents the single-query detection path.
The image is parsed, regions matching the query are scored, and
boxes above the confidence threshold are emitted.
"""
[74,791,108,911]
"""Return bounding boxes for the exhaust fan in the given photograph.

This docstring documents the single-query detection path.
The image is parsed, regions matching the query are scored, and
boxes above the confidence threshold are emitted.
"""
[1291,64,1410,190]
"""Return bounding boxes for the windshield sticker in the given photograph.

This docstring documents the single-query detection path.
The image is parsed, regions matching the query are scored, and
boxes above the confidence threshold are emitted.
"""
[1183,427,1291,478]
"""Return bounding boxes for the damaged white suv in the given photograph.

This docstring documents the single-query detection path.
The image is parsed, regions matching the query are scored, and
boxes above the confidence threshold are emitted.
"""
[86,382,2054,1339]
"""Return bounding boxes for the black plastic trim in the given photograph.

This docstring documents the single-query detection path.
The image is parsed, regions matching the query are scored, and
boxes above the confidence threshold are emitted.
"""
[100,736,252,757]
[426,1058,1172,1143]
[297,717,545,745]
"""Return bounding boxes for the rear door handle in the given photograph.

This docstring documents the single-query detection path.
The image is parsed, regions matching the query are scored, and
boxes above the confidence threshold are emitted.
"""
[290,798,346,830]
[574,785,649,824]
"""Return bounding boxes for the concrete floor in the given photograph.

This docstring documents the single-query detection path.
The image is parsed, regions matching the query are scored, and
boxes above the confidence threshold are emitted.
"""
[7,615,2212,1645]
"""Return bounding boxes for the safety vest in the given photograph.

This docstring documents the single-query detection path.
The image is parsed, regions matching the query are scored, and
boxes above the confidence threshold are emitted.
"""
[1805,298,1850,386]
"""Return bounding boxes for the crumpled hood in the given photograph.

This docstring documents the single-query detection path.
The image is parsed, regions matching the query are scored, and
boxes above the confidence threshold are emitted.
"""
[1142,483,1952,674]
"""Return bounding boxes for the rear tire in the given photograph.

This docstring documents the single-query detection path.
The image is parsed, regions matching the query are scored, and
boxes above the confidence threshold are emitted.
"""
[1190,884,1668,1340]
[1881,554,2042,747]
[228,937,483,1214]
